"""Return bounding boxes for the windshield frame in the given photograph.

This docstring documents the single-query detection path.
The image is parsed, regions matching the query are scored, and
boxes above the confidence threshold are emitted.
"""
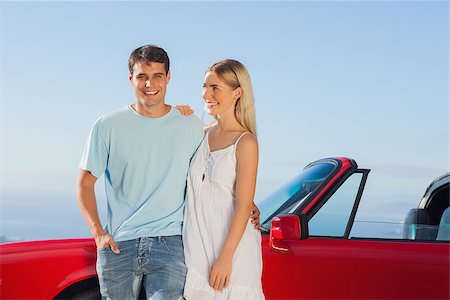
[258,158,345,232]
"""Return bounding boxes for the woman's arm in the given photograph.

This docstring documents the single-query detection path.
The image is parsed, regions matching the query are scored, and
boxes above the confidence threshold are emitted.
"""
[209,133,258,291]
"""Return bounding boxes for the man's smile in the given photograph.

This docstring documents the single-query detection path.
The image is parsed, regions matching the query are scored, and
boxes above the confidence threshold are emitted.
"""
[143,90,159,96]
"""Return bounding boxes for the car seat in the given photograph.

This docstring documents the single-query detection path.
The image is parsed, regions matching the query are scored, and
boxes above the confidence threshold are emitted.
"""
[403,208,437,240]
[436,207,450,241]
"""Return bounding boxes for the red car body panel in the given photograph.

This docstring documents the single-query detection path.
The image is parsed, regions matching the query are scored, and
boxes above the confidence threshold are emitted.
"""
[262,235,449,299]
[0,239,97,299]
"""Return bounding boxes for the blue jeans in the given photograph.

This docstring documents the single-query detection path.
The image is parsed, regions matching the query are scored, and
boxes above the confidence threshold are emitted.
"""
[96,235,186,300]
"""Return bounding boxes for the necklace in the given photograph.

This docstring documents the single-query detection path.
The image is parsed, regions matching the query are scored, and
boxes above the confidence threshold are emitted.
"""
[202,152,212,182]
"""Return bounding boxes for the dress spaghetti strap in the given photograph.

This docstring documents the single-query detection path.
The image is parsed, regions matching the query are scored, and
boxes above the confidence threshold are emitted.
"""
[234,131,253,147]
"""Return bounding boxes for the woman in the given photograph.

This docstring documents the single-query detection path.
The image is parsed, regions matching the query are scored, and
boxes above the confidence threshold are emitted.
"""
[183,59,264,299]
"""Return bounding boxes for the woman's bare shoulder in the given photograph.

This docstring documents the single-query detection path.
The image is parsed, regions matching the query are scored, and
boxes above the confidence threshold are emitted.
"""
[236,132,258,153]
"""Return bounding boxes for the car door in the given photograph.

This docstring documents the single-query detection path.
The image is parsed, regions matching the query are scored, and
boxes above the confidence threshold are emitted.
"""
[262,170,449,299]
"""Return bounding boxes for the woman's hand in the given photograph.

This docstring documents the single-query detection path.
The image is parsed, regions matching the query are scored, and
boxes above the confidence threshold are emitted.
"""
[250,203,261,229]
[209,255,232,292]
[174,104,194,116]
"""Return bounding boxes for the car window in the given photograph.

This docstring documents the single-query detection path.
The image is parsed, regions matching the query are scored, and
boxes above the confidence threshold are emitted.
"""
[351,176,449,241]
[309,172,364,237]
[258,161,337,230]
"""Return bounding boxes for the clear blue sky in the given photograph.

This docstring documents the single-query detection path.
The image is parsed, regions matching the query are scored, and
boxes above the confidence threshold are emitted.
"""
[0,1,448,241]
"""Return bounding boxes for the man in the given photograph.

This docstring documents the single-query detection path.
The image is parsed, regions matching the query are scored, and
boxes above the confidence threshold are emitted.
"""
[77,45,259,299]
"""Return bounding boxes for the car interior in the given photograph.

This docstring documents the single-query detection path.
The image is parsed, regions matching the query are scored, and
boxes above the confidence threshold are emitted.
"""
[403,183,450,241]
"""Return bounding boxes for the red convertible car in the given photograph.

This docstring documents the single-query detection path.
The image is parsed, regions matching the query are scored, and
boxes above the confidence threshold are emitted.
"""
[1,157,449,299]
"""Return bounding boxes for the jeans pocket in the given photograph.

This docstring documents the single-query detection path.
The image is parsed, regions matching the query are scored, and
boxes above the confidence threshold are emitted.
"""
[162,239,183,254]
[97,245,110,252]
[97,246,115,256]
[97,242,122,254]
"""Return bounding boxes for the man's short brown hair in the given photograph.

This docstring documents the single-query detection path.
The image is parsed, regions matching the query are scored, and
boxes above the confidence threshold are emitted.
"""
[128,45,170,75]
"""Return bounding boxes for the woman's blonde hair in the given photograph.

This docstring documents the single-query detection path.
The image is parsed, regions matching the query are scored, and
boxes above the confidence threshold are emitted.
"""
[207,59,257,136]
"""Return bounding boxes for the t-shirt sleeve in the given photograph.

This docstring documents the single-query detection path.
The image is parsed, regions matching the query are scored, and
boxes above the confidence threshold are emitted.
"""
[79,120,108,178]
[191,116,205,155]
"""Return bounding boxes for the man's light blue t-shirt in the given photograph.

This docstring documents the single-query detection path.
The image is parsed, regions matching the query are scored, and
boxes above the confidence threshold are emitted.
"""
[79,105,204,242]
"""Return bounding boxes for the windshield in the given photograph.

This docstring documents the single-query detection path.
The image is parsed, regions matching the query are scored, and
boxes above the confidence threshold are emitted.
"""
[258,161,338,231]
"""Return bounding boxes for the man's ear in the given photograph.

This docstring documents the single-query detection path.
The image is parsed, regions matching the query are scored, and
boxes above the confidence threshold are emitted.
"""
[129,73,133,83]
[166,71,171,84]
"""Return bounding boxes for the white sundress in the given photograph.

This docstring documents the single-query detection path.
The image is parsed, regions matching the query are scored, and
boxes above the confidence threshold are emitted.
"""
[183,131,265,300]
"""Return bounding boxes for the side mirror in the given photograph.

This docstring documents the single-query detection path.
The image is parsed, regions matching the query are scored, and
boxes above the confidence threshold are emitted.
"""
[270,214,308,253]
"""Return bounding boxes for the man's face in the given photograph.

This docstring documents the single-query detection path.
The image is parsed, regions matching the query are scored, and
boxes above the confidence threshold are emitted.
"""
[129,62,170,109]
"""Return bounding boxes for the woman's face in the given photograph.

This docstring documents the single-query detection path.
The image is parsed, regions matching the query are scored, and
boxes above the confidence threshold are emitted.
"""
[202,71,240,116]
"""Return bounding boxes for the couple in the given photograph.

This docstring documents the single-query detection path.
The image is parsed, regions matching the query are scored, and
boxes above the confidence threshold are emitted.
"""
[76,45,265,300]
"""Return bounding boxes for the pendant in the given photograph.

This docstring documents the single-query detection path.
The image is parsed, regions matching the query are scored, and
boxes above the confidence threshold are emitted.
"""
[202,153,211,182]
